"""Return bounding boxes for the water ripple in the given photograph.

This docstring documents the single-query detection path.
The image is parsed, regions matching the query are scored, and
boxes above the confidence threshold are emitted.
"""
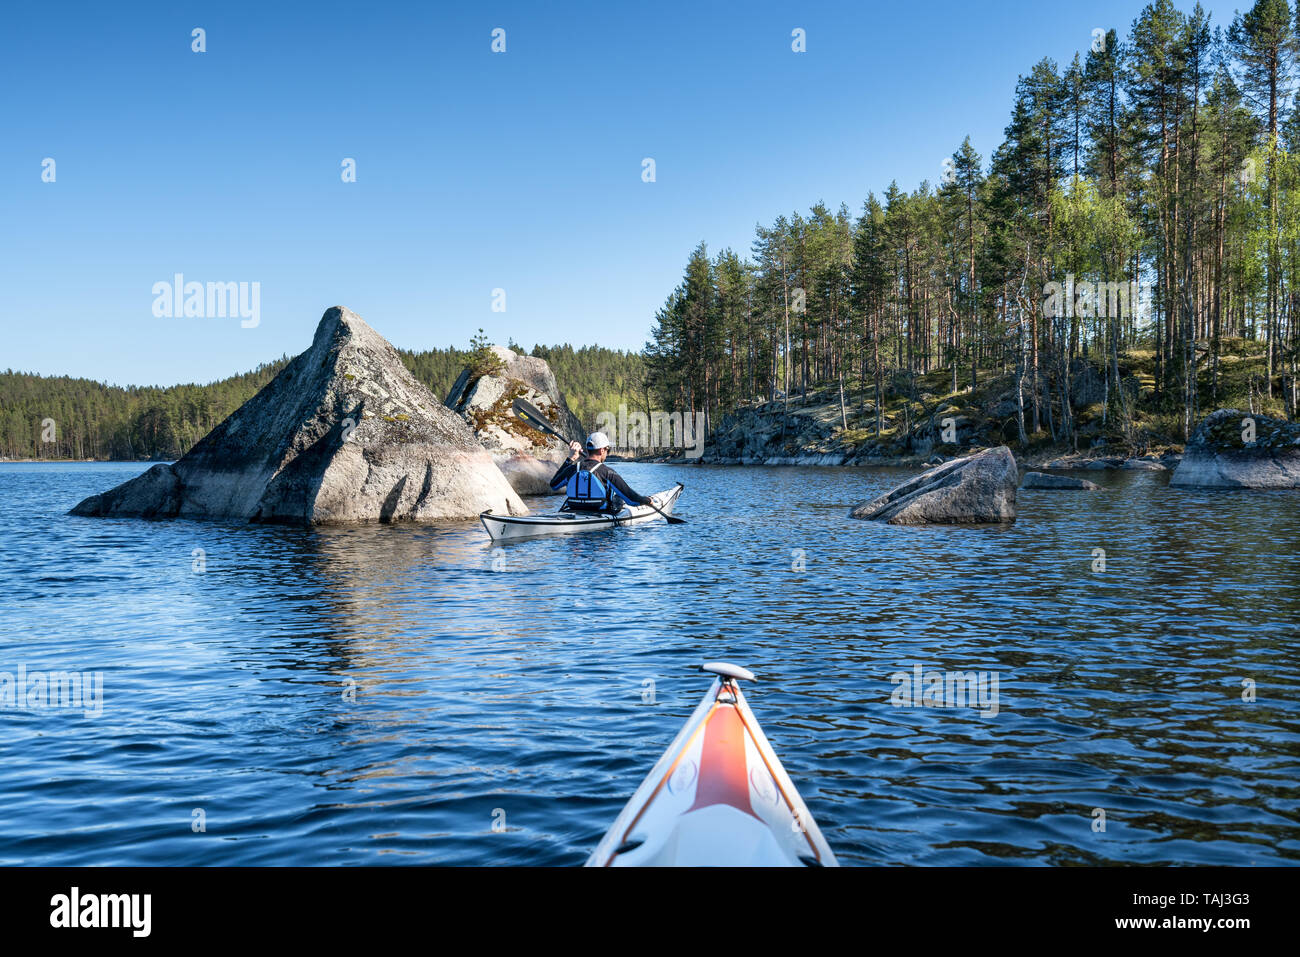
[0,461,1297,865]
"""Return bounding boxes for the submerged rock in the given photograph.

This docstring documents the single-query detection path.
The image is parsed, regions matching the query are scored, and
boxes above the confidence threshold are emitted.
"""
[762,453,848,466]
[445,345,582,494]
[1042,455,1120,470]
[1171,409,1300,488]
[71,307,527,523]
[1021,471,1100,490]
[849,446,1018,525]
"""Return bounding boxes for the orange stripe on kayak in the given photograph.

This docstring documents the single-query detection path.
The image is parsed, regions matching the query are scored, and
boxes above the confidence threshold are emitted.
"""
[731,698,824,864]
[688,703,758,819]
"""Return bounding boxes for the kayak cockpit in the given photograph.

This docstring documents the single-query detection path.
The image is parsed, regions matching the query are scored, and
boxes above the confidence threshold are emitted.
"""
[479,483,683,542]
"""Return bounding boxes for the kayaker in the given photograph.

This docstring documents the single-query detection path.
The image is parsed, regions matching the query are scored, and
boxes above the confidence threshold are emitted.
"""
[550,432,662,513]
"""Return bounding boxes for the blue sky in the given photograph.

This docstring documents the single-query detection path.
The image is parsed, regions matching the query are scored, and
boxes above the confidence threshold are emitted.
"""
[3,0,1235,387]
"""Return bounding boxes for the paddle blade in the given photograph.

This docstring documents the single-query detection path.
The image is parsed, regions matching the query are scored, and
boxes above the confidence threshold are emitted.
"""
[647,500,686,525]
[512,398,567,442]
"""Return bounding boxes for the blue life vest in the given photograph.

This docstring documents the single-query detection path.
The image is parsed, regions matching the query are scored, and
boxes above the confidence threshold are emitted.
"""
[565,463,613,512]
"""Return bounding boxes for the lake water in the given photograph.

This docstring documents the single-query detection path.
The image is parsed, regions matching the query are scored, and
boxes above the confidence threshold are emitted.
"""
[1,461,1297,865]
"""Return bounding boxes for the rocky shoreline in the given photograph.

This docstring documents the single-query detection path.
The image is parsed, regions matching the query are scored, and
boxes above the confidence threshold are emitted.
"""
[619,447,1183,471]
[1,458,111,463]
[614,383,1193,471]
[623,405,1300,494]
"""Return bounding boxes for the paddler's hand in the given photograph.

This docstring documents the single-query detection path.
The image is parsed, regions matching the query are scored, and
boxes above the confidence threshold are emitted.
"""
[567,441,582,462]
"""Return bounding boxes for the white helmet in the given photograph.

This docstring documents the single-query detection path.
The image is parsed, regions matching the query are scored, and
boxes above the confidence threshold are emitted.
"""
[585,431,611,450]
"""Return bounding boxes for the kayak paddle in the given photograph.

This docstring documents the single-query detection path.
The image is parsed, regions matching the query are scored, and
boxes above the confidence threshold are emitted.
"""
[511,397,685,525]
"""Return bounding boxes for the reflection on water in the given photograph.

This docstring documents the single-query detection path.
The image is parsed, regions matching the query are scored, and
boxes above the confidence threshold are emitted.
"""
[0,461,1297,865]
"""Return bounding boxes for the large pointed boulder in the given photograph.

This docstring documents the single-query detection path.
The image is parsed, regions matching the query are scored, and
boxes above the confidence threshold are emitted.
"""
[1170,408,1300,488]
[849,446,1018,524]
[71,307,528,523]
[445,345,584,494]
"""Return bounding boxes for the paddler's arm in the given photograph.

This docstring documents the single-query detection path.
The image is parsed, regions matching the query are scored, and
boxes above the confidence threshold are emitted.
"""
[600,466,656,507]
[549,442,584,491]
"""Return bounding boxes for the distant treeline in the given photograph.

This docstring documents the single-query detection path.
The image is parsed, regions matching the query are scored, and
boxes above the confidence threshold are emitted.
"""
[0,343,644,460]
[646,0,1300,445]
[0,361,291,461]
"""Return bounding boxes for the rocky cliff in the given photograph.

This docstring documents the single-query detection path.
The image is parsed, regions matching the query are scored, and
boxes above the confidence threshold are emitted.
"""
[445,345,584,494]
[704,387,1001,466]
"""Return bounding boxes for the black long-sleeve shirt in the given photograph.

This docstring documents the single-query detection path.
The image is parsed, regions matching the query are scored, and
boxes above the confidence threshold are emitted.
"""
[549,458,652,506]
